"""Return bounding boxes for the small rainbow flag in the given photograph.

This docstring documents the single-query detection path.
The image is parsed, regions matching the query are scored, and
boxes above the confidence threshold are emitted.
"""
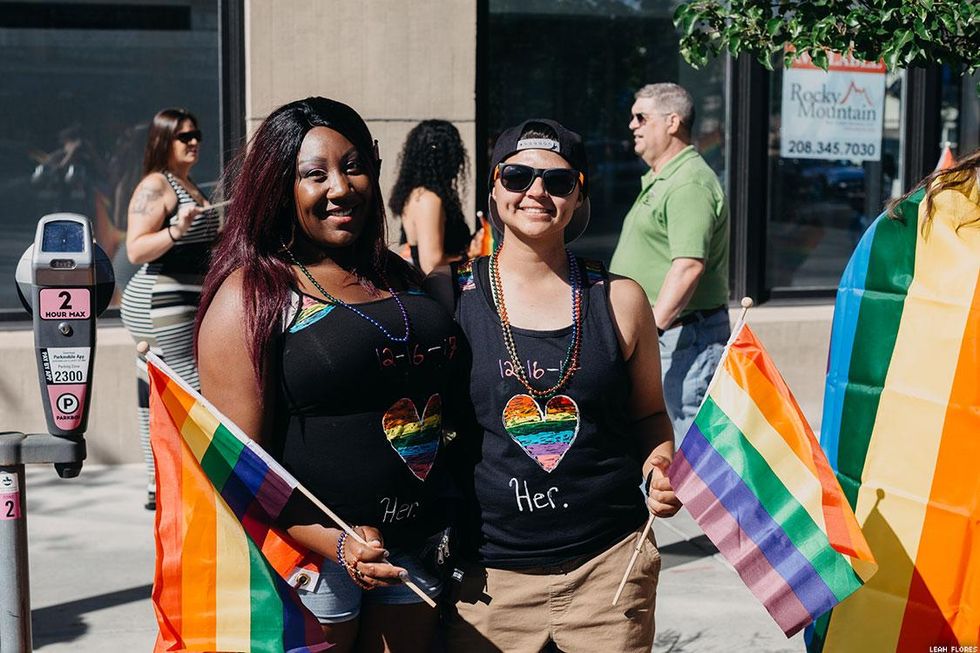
[148,355,331,652]
[809,182,980,651]
[668,323,876,637]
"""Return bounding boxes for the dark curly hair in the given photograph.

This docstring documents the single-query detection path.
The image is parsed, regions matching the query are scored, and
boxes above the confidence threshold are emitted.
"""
[389,120,468,231]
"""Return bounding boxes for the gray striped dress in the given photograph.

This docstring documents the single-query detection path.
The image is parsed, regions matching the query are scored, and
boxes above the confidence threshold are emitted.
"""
[120,171,219,494]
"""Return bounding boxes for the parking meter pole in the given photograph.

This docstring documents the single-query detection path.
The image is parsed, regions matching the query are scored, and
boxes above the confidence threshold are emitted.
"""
[0,432,86,653]
[0,460,31,653]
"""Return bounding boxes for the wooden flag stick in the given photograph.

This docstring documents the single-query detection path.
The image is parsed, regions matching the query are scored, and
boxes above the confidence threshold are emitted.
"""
[295,485,436,608]
[136,341,436,608]
[612,513,656,606]
[727,297,754,345]
[208,199,231,209]
[613,297,753,607]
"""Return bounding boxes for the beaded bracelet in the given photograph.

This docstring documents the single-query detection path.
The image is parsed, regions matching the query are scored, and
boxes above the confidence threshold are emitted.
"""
[336,531,372,590]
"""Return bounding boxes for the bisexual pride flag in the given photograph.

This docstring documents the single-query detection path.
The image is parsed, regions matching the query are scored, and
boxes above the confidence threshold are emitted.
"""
[148,354,331,652]
[810,181,980,651]
[668,323,876,637]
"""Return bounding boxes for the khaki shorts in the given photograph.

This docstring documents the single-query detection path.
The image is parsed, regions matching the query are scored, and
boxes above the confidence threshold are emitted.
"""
[445,527,661,653]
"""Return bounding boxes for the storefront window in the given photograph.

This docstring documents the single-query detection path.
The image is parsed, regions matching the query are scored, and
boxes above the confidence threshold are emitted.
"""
[486,0,727,264]
[0,0,220,314]
[766,56,904,291]
[941,67,980,158]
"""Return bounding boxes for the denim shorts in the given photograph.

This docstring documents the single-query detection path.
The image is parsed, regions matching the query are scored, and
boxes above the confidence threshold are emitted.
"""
[297,548,443,624]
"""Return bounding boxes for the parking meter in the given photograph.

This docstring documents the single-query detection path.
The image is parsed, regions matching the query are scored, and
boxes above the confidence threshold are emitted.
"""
[2,213,114,652]
[14,213,114,456]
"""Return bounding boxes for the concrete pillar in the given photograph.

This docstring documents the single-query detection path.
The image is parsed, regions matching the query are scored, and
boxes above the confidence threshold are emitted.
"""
[243,0,478,225]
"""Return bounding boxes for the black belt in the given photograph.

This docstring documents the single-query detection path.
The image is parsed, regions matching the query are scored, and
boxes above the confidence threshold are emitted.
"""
[657,305,727,336]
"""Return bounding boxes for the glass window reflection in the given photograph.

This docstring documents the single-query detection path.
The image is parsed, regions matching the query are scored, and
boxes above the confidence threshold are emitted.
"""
[766,61,903,291]
[487,0,728,264]
[0,1,219,312]
[941,66,980,159]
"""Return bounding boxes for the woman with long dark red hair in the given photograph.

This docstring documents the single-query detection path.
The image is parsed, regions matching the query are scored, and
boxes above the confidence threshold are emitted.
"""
[195,97,455,652]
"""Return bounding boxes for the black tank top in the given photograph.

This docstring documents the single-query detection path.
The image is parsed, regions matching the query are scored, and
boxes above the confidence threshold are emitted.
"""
[278,289,461,547]
[452,257,647,568]
[400,214,472,269]
[154,171,219,275]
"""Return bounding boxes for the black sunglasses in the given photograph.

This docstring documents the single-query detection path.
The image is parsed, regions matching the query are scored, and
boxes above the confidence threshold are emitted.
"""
[495,163,583,197]
[174,129,202,144]
[633,111,675,126]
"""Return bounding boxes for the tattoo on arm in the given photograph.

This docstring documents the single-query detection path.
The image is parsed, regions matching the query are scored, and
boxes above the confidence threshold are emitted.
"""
[132,185,164,216]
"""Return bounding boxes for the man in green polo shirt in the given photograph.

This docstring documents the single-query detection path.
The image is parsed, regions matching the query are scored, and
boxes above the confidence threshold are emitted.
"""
[610,83,730,442]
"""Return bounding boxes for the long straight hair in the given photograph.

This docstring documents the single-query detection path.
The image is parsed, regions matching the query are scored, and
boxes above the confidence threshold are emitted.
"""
[195,97,416,386]
[142,108,197,175]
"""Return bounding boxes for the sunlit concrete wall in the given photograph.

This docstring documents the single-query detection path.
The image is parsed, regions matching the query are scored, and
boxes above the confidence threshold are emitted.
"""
[244,0,479,228]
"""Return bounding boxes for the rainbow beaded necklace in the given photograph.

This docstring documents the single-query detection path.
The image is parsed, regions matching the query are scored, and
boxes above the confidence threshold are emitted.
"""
[487,245,583,398]
[284,246,412,344]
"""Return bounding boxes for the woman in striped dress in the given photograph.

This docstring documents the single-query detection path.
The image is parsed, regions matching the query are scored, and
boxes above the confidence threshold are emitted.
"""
[120,108,219,509]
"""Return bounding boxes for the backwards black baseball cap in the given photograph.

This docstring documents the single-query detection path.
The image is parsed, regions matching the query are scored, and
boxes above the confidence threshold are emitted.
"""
[487,118,590,243]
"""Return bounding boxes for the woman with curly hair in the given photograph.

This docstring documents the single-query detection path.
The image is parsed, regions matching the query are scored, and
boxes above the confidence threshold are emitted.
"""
[389,120,473,274]
[195,97,460,652]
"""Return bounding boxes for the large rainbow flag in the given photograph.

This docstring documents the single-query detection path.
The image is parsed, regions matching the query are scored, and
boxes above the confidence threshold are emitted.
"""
[808,182,980,651]
[148,355,331,652]
[668,323,876,637]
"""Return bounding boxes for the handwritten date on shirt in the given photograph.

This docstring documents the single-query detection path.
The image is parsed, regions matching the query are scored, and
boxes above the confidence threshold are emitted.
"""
[376,336,458,371]
[498,358,579,381]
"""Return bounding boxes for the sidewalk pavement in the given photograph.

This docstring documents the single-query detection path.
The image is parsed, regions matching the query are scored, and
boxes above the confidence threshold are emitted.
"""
[19,463,805,652]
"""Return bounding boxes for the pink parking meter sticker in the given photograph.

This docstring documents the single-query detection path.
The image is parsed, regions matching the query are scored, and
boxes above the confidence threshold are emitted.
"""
[0,473,20,520]
[46,383,87,431]
[39,288,91,320]
[0,495,20,520]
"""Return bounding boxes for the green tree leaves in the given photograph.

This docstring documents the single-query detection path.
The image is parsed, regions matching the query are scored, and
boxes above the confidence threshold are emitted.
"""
[675,0,980,74]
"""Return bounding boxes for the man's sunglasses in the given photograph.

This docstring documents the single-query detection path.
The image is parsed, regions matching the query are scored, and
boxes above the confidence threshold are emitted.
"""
[632,111,675,126]
[495,163,583,197]
[175,130,202,144]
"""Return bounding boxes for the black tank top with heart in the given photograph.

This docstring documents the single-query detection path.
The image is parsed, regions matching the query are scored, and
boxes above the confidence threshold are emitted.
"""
[451,256,648,568]
[277,288,461,548]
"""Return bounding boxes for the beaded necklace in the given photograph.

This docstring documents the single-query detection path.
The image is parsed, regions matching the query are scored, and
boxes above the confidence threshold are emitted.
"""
[284,247,411,344]
[488,245,582,398]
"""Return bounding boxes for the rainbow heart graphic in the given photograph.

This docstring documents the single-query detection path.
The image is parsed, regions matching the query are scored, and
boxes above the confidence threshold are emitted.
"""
[382,394,441,481]
[502,394,580,473]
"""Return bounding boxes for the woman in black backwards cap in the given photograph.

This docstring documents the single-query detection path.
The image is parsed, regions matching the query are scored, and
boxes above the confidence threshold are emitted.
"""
[428,119,681,652]
[196,97,461,652]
